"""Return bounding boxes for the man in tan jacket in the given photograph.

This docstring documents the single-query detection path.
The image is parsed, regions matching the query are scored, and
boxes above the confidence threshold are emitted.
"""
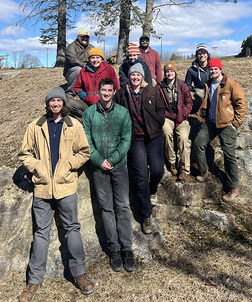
[194,58,246,202]
[18,87,94,302]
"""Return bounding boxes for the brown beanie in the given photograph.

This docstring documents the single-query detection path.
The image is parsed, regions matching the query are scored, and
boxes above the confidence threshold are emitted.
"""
[164,62,178,74]
[88,48,104,60]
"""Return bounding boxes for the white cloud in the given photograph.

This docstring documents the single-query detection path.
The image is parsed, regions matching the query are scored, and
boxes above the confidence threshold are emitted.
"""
[0,0,20,22]
[1,25,26,37]
[0,36,56,53]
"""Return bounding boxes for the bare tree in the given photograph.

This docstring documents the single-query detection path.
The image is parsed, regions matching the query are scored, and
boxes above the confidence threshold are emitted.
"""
[20,53,42,68]
[15,0,83,67]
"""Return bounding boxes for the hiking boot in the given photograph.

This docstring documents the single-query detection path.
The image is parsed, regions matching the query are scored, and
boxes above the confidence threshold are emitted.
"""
[196,170,208,183]
[222,188,239,202]
[150,193,158,206]
[75,273,94,295]
[170,164,178,176]
[177,171,187,182]
[122,251,135,272]
[110,251,122,272]
[142,216,153,234]
[18,283,41,302]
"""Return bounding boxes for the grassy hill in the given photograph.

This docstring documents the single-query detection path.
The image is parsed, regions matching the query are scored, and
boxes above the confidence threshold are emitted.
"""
[0,56,252,302]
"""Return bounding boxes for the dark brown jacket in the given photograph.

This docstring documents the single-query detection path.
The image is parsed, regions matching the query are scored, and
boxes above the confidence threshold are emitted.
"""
[115,84,165,141]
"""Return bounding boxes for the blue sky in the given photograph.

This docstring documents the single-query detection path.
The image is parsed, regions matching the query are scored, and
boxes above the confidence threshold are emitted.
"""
[0,0,252,67]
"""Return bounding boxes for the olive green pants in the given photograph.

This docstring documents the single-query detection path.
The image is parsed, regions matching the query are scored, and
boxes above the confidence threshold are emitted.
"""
[194,118,238,188]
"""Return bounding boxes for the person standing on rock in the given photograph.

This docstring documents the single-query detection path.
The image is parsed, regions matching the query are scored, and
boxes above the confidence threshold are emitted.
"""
[156,62,193,182]
[115,63,165,234]
[82,78,135,273]
[194,58,246,202]
[18,87,94,302]
[185,43,211,142]
[139,35,162,86]
[63,30,94,98]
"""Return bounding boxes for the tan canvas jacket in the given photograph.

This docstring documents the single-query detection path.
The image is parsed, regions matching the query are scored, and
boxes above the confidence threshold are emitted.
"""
[18,115,90,199]
[198,75,246,129]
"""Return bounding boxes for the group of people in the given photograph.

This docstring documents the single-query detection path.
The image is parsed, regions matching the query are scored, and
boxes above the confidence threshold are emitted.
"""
[17,30,246,302]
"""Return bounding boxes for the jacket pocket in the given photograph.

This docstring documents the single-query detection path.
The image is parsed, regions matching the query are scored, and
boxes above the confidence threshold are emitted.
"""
[32,161,49,184]
[55,160,75,184]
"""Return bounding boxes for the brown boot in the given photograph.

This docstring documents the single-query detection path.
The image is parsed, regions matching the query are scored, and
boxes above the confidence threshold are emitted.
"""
[170,164,177,176]
[18,283,41,302]
[196,170,208,183]
[177,171,187,182]
[222,188,239,202]
[75,273,94,295]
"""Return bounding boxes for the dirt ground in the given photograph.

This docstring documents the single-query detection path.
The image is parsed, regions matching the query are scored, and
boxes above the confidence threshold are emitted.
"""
[0,57,252,301]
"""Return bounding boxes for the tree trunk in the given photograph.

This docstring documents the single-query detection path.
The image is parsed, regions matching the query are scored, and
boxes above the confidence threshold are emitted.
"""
[54,0,66,67]
[142,0,154,36]
[116,0,131,65]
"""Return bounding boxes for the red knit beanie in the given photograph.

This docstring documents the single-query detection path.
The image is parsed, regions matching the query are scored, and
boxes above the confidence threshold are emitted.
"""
[208,58,222,70]
[128,42,140,55]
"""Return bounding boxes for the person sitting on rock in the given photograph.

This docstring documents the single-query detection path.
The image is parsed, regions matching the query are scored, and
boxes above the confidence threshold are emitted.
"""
[194,58,246,202]
[119,42,152,86]
[67,48,119,122]
[83,78,135,273]
[156,62,193,182]
[18,87,94,302]
[63,30,94,98]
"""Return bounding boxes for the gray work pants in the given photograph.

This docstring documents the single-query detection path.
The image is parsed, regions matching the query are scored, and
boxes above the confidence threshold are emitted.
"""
[92,165,133,252]
[64,66,82,96]
[194,118,238,188]
[28,193,86,284]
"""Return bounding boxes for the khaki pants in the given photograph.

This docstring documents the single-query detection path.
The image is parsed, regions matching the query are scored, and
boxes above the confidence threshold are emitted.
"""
[163,119,191,174]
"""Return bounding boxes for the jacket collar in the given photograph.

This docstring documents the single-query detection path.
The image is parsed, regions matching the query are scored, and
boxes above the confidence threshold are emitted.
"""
[36,114,73,127]
[207,74,227,87]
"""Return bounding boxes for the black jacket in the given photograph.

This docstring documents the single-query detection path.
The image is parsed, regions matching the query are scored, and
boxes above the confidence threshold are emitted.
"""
[119,57,152,87]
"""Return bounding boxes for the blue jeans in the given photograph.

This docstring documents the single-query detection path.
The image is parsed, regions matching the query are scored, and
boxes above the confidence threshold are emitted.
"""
[92,165,133,252]
[128,135,164,218]
[194,118,238,188]
[28,193,86,284]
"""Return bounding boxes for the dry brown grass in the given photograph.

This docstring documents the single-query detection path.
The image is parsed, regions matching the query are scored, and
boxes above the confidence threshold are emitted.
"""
[0,57,252,301]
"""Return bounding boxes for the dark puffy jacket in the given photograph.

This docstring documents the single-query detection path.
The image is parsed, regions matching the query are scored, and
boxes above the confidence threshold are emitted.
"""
[185,59,210,92]
[82,101,132,171]
[74,61,120,106]
[119,57,152,86]
[156,79,193,128]
[115,84,165,141]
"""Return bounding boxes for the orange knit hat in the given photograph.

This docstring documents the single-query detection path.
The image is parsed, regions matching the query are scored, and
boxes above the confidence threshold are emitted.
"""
[88,48,104,60]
